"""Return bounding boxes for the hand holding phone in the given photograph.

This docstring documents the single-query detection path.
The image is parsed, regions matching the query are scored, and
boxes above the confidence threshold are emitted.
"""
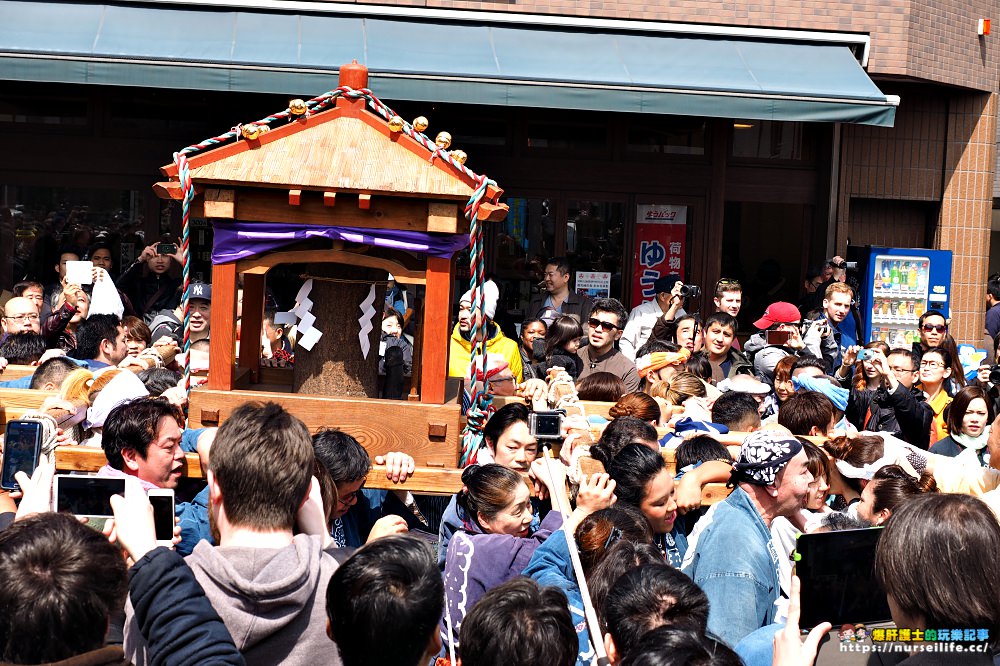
[52,476,125,529]
[2,420,45,491]
[147,489,176,547]
[12,454,55,521]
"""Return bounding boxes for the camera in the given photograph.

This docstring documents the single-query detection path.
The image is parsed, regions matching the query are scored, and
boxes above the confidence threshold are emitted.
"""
[857,349,875,361]
[528,410,565,440]
[679,284,701,299]
[990,366,1000,385]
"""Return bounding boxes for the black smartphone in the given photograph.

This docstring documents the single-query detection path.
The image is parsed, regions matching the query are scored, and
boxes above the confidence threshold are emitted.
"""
[148,490,175,544]
[52,476,125,522]
[156,242,178,256]
[1,420,44,491]
[795,527,891,629]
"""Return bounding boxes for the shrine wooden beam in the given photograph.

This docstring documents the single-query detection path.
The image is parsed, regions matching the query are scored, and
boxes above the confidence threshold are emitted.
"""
[358,193,371,210]
[427,203,459,234]
[324,192,336,207]
[237,248,425,283]
[207,262,238,391]
[420,256,453,404]
[204,189,235,218]
[237,272,266,381]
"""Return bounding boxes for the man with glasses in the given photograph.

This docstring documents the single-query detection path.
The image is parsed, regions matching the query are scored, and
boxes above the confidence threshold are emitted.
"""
[527,257,593,328]
[845,347,932,449]
[577,298,640,392]
[621,275,685,362]
[1,297,42,337]
[915,310,949,354]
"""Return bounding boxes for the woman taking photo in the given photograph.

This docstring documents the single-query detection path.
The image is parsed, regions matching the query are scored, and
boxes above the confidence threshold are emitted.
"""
[930,385,994,466]
[518,318,547,380]
[918,347,953,446]
[591,442,686,566]
[442,463,614,646]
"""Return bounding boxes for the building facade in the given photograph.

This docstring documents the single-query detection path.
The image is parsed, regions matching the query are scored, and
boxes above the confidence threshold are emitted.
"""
[1,0,997,343]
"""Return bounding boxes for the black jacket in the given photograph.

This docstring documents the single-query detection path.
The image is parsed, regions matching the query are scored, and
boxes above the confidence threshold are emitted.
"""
[129,547,245,666]
[846,382,933,450]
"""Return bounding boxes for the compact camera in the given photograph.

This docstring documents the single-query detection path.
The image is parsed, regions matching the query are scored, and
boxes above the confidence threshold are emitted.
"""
[528,410,565,440]
[857,349,876,362]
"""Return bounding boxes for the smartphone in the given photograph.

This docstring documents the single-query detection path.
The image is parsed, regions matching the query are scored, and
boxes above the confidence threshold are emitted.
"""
[765,329,790,346]
[1,421,44,491]
[156,243,178,256]
[795,528,891,629]
[148,489,175,546]
[52,475,125,527]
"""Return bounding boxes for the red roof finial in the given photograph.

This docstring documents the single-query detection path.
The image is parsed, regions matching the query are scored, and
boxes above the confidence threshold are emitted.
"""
[339,60,368,90]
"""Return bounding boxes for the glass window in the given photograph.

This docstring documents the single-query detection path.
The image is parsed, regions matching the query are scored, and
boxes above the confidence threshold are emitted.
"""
[566,200,626,302]
[491,197,556,319]
[730,120,816,161]
[526,110,609,152]
[3,186,147,287]
[0,96,88,127]
[627,116,706,155]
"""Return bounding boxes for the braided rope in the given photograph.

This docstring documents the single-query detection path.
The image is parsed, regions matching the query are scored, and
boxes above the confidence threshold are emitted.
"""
[172,83,499,448]
[173,152,195,416]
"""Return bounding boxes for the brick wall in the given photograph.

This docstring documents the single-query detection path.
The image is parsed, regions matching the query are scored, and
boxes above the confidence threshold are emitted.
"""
[938,92,998,344]
[345,0,1000,91]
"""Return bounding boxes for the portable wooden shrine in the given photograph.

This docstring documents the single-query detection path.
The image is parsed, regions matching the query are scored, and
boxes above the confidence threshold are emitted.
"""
[152,62,507,468]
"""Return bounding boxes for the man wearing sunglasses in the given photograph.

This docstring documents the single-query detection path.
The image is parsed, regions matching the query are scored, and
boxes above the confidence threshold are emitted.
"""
[577,298,640,392]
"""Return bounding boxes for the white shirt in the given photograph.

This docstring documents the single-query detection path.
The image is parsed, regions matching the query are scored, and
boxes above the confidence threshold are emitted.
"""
[620,300,685,361]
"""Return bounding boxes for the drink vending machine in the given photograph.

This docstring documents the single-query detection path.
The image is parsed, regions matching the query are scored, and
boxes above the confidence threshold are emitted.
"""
[846,246,952,349]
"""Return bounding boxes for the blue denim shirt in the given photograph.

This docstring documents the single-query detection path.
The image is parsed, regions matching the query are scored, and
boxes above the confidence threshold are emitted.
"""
[682,486,781,646]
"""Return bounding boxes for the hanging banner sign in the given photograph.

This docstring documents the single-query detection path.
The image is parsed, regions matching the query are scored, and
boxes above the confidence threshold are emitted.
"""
[575,271,611,299]
[631,205,688,308]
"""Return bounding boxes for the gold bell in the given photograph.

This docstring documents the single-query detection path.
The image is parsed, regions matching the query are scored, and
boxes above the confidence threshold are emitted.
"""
[413,116,429,132]
[451,149,468,165]
[435,131,452,149]
[241,124,261,140]
[289,99,308,116]
[388,116,405,132]
[258,125,270,135]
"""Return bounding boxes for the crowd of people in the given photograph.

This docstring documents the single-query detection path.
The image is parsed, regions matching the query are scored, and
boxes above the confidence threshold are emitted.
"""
[1,246,1000,666]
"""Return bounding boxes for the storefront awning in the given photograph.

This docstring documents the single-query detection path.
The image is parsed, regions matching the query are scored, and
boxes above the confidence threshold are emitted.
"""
[0,0,898,126]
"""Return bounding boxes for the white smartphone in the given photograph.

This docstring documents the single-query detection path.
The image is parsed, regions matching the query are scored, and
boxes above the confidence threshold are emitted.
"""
[52,475,125,529]
[147,488,175,547]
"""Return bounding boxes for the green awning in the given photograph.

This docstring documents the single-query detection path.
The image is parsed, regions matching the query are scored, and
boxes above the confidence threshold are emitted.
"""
[0,0,898,126]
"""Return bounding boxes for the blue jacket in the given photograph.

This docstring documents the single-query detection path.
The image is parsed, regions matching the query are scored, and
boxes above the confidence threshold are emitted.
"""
[682,487,782,646]
[129,546,245,665]
[175,486,212,557]
[438,493,543,568]
[522,529,595,666]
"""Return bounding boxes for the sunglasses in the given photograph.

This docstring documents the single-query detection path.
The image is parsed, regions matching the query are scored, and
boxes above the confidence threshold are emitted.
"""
[588,318,621,332]
[921,324,947,334]
[716,278,741,289]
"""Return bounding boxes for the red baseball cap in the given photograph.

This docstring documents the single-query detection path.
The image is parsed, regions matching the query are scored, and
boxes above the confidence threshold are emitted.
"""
[753,302,801,329]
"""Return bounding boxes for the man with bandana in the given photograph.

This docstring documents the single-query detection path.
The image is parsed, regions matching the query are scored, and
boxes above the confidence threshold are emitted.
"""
[682,429,814,646]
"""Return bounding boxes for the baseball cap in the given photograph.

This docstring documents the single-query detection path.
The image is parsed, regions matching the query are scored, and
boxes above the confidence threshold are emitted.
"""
[752,302,800,330]
[653,275,682,295]
[189,283,212,302]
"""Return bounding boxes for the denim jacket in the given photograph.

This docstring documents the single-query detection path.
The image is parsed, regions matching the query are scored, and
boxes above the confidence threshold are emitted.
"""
[682,486,781,647]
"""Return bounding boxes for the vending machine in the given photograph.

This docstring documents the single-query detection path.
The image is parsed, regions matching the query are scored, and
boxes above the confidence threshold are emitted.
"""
[847,246,952,349]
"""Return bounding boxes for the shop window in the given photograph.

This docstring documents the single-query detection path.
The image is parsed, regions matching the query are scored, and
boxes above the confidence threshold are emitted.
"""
[491,197,556,320]
[526,118,608,152]
[3,185,147,288]
[730,120,816,162]
[566,200,626,302]
[626,116,706,155]
[0,96,88,127]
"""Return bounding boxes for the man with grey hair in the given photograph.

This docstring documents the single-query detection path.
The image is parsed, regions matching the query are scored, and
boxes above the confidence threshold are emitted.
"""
[682,429,814,646]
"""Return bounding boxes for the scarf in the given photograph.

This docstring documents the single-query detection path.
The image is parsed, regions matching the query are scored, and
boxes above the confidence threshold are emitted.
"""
[952,425,991,451]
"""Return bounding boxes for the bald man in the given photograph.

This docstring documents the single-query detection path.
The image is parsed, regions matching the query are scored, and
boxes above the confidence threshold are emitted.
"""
[2,297,42,336]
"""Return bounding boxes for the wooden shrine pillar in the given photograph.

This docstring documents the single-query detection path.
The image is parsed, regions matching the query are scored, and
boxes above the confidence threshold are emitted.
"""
[207,262,238,391]
[237,272,266,380]
[420,256,454,404]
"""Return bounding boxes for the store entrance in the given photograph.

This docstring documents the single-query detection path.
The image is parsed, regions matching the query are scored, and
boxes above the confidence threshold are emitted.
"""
[721,201,817,327]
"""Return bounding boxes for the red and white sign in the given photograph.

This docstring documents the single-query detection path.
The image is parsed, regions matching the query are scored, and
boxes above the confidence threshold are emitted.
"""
[631,205,688,308]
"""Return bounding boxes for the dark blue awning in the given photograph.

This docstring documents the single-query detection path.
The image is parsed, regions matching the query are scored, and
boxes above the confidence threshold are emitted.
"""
[0,0,898,126]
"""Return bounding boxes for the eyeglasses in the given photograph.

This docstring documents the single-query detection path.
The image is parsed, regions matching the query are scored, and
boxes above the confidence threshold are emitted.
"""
[889,366,915,374]
[921,324,947,334]
[588,318,621,332]
[3,313,39,322]
[491,376,515,384]
[338,481,367,505]
[919,360,945,369]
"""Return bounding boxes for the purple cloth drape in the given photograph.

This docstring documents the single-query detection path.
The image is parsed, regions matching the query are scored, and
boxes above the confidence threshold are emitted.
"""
[211,220,468,263]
